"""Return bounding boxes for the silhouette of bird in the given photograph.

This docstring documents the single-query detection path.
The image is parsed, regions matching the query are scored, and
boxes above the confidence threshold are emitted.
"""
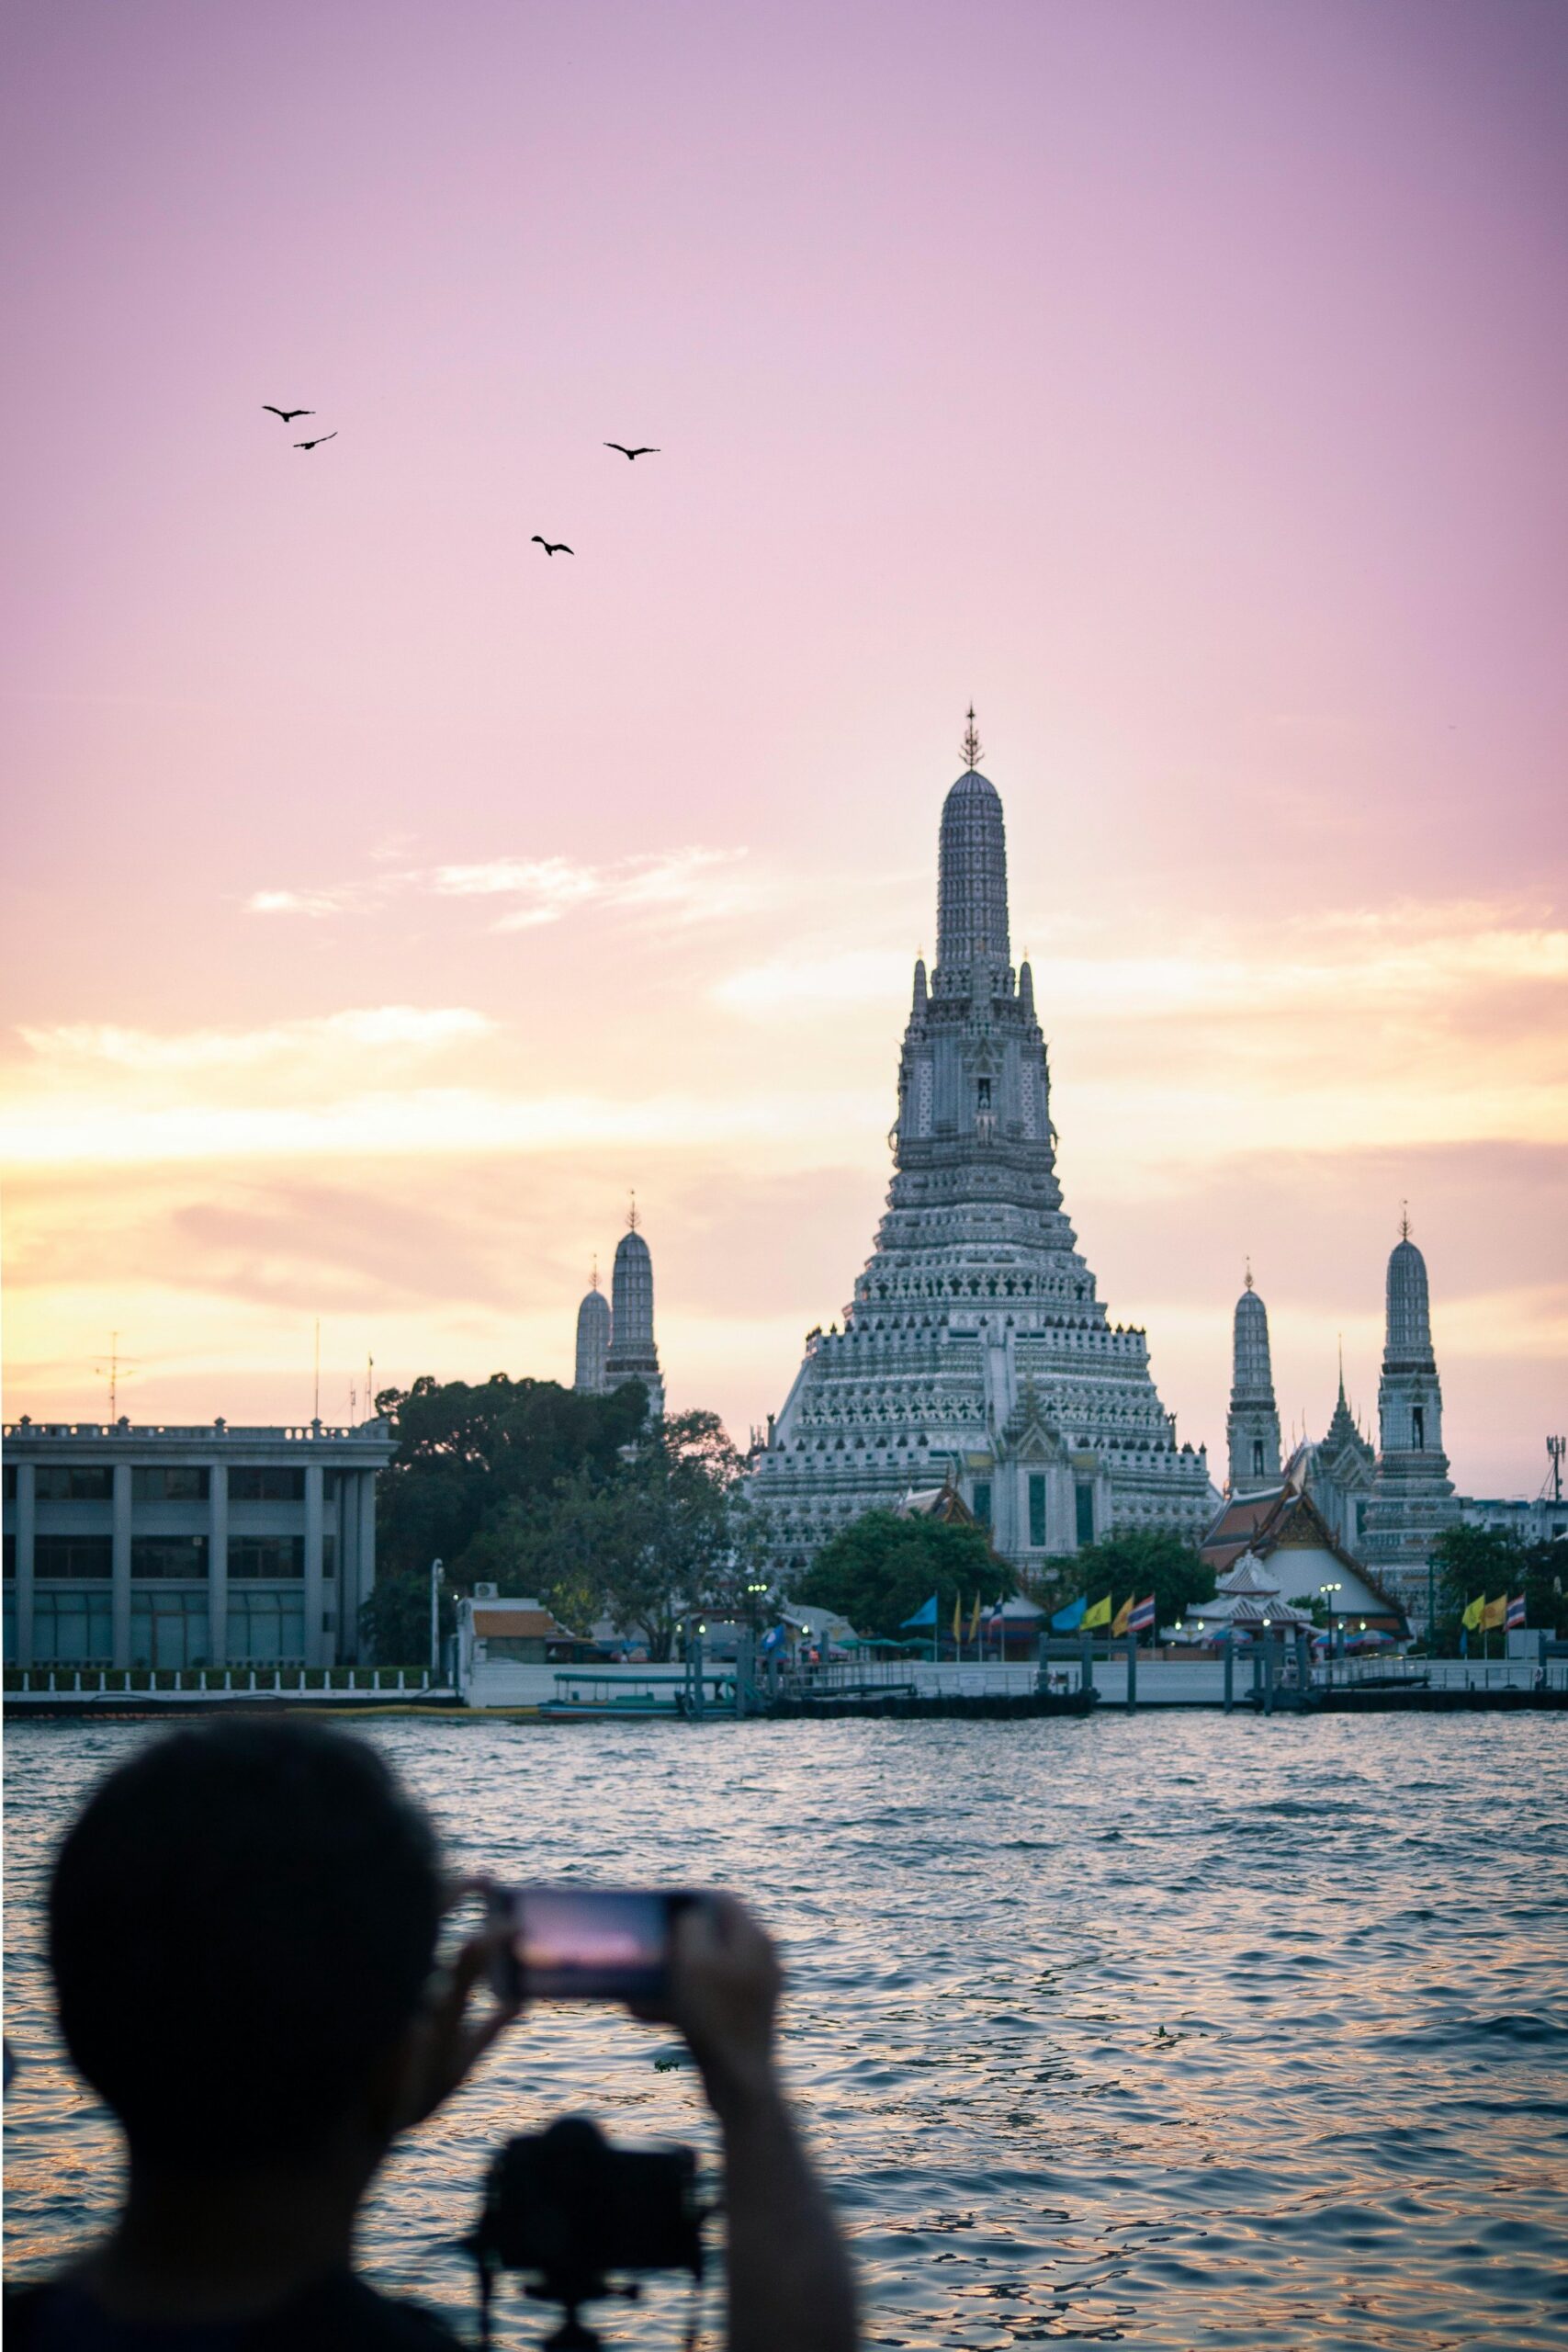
[531,537,573,556]
[604,443,660,460]
[294,433,338,450]
[263,405,313,423]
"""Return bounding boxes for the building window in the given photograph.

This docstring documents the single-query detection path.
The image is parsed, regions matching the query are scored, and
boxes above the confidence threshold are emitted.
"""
[1356,1501,1367,1537]
[3,1533,13,1579]
[227,1589,306,1664]
[1028,1474,1046,1548]
[229,1536,305,1579]
[1412,1407,1426,1450]
[35,1535,115,1579]
[1251,1440,1264,1476]
[34,1464,114,1501]
[29,1589,115,1664]
[1075,1483,1096,1548]
[2,1464,16,1501]
[130,1589,209,1669]
[131,1535,209,1580]
[131,1466,210,1502]
[229,1466,305,1502]
[972,1481,992,1526]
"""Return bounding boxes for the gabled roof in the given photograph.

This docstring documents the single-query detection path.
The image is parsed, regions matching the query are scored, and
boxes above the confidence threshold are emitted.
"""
[1200,1481,1408,1627]
[472,1601,581,1641]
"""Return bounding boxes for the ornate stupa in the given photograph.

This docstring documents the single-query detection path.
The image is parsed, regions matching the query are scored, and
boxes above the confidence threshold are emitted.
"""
[752,718,1214,1577]
[1226,1267,1282,1493]
[603,1200,664,1419]
[573,1263,611,1394]
[1360,1213,1458,1613]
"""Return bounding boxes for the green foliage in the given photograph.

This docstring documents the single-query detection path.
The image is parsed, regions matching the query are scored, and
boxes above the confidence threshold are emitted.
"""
[793,1509,1007,1640]
[1430,1523,1568,1650]
[364,1377,758,1663]
[1055,1528,1214,1634]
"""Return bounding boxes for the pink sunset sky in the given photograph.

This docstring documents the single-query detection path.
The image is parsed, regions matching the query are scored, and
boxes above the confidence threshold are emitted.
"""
[3,0,1564,1496]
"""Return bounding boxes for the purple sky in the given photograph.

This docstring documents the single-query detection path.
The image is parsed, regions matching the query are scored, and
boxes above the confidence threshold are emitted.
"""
[3,0,1564,1493]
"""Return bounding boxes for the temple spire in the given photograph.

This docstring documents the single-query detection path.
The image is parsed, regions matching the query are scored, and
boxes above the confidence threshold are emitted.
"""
[961,704,984,770]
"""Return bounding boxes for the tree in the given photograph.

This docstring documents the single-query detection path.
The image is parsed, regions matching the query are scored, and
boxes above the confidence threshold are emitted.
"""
[793,1510,1006,1640]
[1431,1524,1567,1650]
[365,1373,649,1660]
[599,1410,750,1659]
[1066,1528,1213,1634]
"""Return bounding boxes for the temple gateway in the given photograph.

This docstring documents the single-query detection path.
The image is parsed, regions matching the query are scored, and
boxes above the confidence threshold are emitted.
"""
[753,726,1215,1579]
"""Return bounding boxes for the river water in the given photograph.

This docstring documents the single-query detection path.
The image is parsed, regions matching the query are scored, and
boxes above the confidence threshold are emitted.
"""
[5,1713,1565,2347]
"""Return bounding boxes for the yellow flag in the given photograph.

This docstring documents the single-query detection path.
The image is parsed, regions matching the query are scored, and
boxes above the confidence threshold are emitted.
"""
[969,1594,983,1642]
[952,1594,964,1644]
[1111,1596,1133,1638]
[1461,1596,1484,1631]
[1482,1595,1506,1631]
[1082,1593,1112,1630]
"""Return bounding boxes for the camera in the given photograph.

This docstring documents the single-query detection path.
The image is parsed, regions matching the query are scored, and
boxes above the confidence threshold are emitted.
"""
[468,2115,708,2350]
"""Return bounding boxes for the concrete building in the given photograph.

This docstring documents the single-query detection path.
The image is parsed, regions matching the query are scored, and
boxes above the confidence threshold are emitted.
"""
[2,1416,396,1670]
[752,721,1214,1578]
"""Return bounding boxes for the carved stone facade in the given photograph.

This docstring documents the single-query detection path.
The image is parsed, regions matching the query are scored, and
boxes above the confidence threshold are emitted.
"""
[1360,1228,1458,1614]
[1226,1274,1282,1491]
[752,747,1215,1577]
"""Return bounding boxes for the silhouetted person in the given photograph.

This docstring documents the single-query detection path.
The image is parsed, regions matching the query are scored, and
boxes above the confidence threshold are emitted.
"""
[6,1720,855,2352]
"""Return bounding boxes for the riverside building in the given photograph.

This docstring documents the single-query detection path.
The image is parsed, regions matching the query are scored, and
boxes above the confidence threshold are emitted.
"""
[2,1415,396,1670]
[752,720,1214,1578]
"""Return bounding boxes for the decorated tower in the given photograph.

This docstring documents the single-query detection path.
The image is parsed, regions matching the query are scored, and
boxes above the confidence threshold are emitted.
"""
[753,719,1213,1577]
[1360,1214,1458,1616]
[573,1263,611,1394]
[1226,1269,1282,1491]
[604,1200,664,1419]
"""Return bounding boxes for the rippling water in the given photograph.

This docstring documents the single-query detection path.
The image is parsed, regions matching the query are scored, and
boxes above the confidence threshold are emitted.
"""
[6,1713,1566,2347]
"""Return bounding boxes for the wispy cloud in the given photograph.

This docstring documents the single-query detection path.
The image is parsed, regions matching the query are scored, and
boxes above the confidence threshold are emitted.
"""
[18,1006,495,1075]
[245,847,754,933]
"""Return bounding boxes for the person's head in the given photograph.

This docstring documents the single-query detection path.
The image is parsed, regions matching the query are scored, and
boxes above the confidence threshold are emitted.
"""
[49,1719,443,2176]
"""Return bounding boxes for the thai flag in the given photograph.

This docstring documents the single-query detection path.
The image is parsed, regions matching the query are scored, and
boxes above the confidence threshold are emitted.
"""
[1505,1593,1526,1631]
[1128,1593,1156,1634]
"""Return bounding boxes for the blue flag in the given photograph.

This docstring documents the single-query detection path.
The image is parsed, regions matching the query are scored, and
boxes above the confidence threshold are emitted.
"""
[902,1592,938,1628]
[1051,1596,1087,1633]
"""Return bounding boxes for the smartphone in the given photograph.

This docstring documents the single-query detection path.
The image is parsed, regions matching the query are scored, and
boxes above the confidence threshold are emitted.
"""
[487,1884,701,2003]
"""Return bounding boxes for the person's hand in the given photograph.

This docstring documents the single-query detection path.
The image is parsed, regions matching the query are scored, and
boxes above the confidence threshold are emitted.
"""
[662,1894,782,2120]
[393,1914,522,2131]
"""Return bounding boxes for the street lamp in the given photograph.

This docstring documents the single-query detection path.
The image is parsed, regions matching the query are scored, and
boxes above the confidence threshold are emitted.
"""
[429,1557,444,1680]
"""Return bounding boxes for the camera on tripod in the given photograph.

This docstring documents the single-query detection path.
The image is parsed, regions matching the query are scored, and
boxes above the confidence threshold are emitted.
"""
[467,2114,710,2350]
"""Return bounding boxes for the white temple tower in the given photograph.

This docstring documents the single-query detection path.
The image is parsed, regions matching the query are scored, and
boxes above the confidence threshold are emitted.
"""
[573,1266,611,1395]
[604,1205,664,1419]
[753,719,1214,1577]
[1360,1216,1458,1616]
[1226,1270,1282,1492]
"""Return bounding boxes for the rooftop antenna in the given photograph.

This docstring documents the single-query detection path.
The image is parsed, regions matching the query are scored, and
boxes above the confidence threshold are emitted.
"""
[93,1332,136,1421]
[1547,1434,1565,1505]
[367,1352,375,1420]
[961,704,984,769]
[312,1320,321,1421]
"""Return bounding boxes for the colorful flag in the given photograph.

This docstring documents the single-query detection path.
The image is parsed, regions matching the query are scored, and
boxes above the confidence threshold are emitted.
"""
[952,1594,964,1645]
[1461,1596,1484,1631]
[1506,1593,1526,1631]
[902,1593,938,1629]
[1051,1596,1087,1633]
[969,1594,983,1642]
[1111,1596,1133,1638]
[1082,1593,1112,1630]
[1482,1595,1506,1632]
[1129,1594,1157,1634]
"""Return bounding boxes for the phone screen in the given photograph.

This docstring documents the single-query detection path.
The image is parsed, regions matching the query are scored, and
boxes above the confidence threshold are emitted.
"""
[491,1885,685,2001]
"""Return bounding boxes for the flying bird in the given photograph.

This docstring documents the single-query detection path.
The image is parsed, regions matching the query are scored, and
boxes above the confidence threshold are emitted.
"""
[263,405,313,423]
[604,443,660,460]
[294,433,338,450]
[531,536,573,556]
